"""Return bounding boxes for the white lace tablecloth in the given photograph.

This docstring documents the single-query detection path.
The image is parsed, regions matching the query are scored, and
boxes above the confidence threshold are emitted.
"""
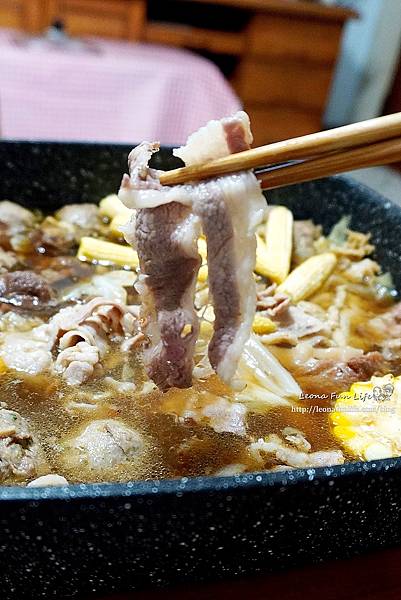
[0,28,241,145]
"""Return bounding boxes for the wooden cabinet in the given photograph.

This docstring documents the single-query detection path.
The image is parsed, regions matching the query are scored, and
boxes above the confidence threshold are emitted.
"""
[44,0,146,40]
[234,60,335,111]
[0,0,43,32]
[0,0,355,144]
[0,0,146,39]
[234,7,351,144]
[245,105,322,145]
[246,12,343,64]
[145,1,355,144]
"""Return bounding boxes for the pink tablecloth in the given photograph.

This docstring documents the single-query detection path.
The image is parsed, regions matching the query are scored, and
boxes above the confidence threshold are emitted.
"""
[0,28,241,145]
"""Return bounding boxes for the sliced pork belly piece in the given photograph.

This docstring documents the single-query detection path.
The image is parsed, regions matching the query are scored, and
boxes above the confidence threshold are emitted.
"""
[55,342,101,386]
[362,301,401,342]
[160,384,247,436]
[119,142,178,210]
[122,141,202,390]
[173,111,253,164]
[248,433,344,471]
[293,351,388,396]
[135,204,201,390]
[0,297,140,385]
[119,111,267,389]
[191,173,265,382]
[49,298,139,385]
[27,474,69,487]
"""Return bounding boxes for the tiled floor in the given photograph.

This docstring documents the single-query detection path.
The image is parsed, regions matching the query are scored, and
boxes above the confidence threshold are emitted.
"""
[349,166,401,205]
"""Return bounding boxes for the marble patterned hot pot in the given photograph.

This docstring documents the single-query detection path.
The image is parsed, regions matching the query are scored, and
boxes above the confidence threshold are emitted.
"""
[1,141,401,599]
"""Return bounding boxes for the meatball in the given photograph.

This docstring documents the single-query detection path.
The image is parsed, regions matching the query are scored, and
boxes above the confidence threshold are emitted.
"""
[30,205,101,256]
[0,270,54,309]
[0,201,35,230]
[0,248,18,273]
[0,408,42,482]
[65,419,144,470]
[29,217,76,256]
[292,220,321,265]
[0,201,36,250]
[56,204,101,232]
[40,256,94,290]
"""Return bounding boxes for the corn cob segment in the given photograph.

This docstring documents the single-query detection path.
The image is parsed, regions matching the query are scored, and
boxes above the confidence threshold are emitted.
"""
[78,235,211,280]
[0,357,8,374]
[109,211,133,238]
[200,313,277,337]
[254,235,272,279]
[198,233,283,283]
[330,374,401,461]
[200,319,214,337]
[77,237,139,269]
[252,315,277,334]
[263,206,293,283]
[99,194,132,220]
[277,252,336,302]
[198,265,208,283]
[197,238,208,282]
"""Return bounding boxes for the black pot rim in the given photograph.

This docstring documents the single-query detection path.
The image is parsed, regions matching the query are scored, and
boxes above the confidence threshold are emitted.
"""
[1,454,400,501]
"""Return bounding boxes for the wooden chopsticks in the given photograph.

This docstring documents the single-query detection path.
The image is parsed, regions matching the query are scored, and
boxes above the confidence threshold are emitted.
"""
[159,112,401,188]
[259,136,401,190]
